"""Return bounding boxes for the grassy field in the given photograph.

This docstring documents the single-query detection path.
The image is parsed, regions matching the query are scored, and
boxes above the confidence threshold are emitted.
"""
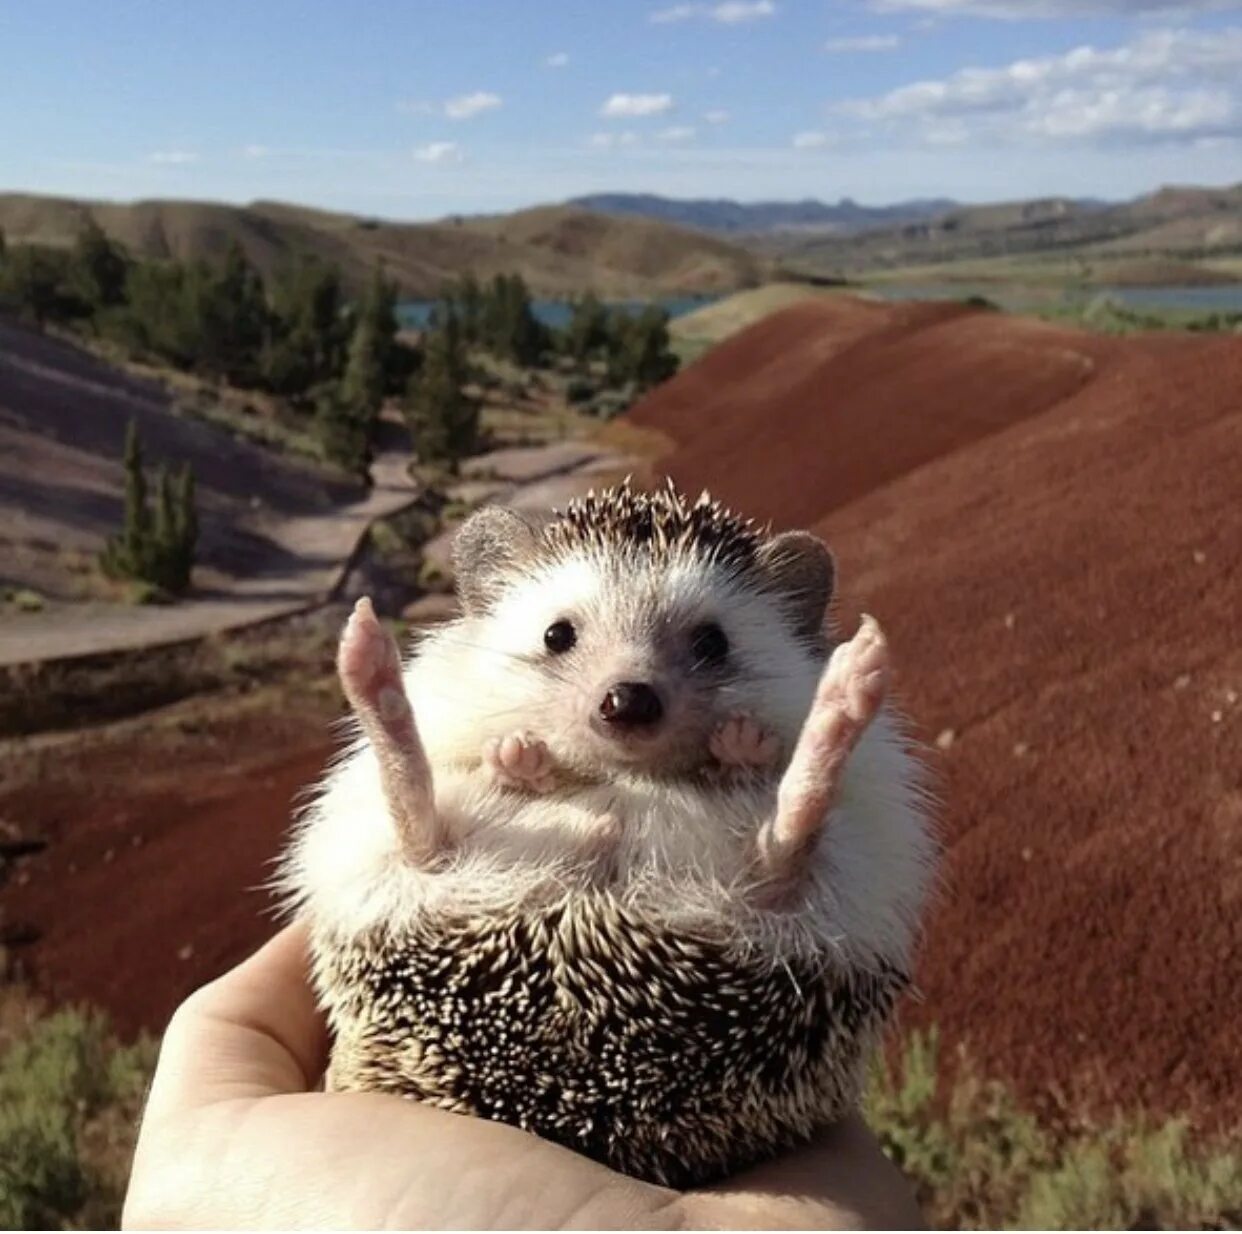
[2,997,1236,1231]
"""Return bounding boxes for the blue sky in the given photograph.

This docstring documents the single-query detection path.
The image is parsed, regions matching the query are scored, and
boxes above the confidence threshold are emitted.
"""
[2,0,1241,219]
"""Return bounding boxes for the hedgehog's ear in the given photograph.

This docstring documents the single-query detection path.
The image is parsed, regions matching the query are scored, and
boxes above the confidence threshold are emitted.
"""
[452,506,541,615]
[755,531,835,639]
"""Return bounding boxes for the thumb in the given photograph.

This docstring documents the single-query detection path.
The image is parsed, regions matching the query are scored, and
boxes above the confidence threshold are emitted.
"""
[141,922,329,1121]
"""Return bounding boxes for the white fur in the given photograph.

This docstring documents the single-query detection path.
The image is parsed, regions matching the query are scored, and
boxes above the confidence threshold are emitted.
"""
[279,546,935,977]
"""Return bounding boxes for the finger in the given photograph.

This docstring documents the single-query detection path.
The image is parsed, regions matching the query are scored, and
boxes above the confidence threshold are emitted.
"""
[143,922,329,1121]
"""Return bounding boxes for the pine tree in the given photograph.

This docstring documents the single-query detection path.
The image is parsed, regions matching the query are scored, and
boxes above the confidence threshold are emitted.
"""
[313,383,373,478]
[72,220,129,310]
[404,310,479,470]
[607,306,678,391]
[100,419,198,594]
[118,419,152,573]
[563,292,609,365]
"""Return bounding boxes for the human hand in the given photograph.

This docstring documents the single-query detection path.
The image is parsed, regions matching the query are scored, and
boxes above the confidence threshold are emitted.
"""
[123,924,924,1230]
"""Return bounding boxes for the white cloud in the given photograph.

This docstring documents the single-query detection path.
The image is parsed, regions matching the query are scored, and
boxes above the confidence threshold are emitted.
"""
[703,108,731,123]
[242,144,269,159]
[600,92,674,117]
[588,131,642,148]
[870,0,1242,16]
[824,34,901,52]
[658,125,698,141]
[414,141,463,163]
[650,0,776,22]
[444,91,502,120]
[544,51,570,67]
[837,27,1242,145]
[792,130,832,148]
[712,0,777,20]
[148,150,198,165]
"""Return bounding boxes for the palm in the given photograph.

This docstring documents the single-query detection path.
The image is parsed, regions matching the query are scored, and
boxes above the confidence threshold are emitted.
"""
[123,927,922,1230]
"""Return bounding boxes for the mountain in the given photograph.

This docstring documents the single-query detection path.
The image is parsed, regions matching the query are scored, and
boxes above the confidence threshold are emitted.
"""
[0,194,767,299]
[567,193,958,236]
[769,184,1242,276]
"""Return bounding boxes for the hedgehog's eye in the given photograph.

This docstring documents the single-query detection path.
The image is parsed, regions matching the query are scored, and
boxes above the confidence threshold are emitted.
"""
[691,622,729,667]
[544,619,577,655]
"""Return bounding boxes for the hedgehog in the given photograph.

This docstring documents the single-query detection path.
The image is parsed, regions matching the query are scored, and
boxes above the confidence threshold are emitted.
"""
[279,479,934,1189]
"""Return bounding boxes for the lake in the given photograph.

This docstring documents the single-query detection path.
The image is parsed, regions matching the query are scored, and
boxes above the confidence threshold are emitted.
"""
[869,283,1242,315]
[396,294,719,331]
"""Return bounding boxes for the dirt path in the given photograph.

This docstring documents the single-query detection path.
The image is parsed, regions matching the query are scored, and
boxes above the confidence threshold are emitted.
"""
[0,448,418,666]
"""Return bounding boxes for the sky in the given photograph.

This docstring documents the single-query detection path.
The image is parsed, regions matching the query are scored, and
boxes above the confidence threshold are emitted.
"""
[2,0,1241,220]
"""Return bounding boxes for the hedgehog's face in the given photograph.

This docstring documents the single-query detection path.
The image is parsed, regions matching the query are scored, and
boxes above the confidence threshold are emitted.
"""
[480,552,827,776]
[452,493,835,780]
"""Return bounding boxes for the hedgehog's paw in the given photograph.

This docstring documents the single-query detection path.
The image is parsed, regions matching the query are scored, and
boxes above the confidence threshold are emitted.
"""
[710,713,782,771]
[338,597,413,743]
[338,597,443,865]
[483,732,558,795]
[757,615,890,891]
[817,612,889,729]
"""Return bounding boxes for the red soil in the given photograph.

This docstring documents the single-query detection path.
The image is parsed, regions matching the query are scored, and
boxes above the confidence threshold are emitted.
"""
[2,716,330,1037]
[3,295,1238,1132]
[632,297,1242,1129]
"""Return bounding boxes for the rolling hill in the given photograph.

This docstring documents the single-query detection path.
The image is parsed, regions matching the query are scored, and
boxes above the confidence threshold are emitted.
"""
[0,193,767,298]
[624,295,1242,1130]
[567,192,957,236]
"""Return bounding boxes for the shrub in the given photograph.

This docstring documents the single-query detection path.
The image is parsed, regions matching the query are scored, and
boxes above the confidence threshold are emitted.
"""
[0,1004,156,1230]
[866,1029,1242,1229]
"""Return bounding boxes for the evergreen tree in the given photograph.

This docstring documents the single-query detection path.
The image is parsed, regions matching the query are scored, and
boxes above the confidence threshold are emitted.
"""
[71,220,129,310]
[607,305,678,391]
[312,382,373,478]
[194,242,267,382]
[264,257,347,393]
[100,419,197,594]
[481,272,547,366]
[353,264,401,391]
[404,310,479,469]
[0,244,78,327]
[340,313,386,427]
[563,292,609,365]
[117,419,152,572]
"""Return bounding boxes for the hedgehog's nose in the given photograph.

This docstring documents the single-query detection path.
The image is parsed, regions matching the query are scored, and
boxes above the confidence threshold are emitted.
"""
[599,682,664,729]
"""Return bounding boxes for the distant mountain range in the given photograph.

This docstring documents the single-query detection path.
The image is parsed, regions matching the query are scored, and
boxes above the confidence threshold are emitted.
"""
[767,183,1242,278]
[567,193,959,236]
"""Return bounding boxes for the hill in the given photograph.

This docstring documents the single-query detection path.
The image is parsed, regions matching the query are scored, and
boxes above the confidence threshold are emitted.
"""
[626,296,1241,1130]
[0,193,766,298]
[567,192,957,236]
[773,183,1242,279]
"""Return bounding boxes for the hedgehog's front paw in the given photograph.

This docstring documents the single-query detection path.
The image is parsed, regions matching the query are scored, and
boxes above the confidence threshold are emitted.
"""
[710,714,781,771]
[483,733,558,794]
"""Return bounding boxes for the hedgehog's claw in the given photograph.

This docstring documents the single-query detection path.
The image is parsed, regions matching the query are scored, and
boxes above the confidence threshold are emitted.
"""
[755,615,890,895]
[710,713,782,771]
[338,597,444,864]
[483,732,559,795]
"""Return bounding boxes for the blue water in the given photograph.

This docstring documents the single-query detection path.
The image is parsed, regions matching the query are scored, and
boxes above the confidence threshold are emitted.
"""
[396,294,719,331]
[871,283,1242,315]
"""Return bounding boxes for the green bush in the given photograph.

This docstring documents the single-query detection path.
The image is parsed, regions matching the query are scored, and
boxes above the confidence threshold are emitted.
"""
[866,1029,1242,1229]
[0,1005,155,1230]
